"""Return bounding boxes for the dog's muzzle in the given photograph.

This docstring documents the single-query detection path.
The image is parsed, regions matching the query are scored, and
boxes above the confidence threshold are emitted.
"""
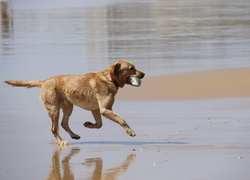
[128,71,145,87]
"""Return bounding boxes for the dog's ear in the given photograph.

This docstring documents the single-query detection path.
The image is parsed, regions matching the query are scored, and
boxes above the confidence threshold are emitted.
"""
[110,62,124,88]
[112,62,121,75]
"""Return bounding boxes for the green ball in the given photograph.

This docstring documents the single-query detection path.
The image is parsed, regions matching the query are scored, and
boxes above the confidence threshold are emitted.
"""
[130,76,141,87]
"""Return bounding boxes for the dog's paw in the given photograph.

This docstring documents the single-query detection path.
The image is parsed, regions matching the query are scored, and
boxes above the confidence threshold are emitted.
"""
[71,134,81,140]
[58,140,69,146]
[126,129,136,137]
[84,121,94,128]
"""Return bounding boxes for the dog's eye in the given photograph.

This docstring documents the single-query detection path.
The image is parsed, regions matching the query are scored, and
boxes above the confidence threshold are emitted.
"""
[129,66,135,70]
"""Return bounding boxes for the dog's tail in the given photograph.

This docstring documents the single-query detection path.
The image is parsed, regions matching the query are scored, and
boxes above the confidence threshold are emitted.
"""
[5,80,44,88]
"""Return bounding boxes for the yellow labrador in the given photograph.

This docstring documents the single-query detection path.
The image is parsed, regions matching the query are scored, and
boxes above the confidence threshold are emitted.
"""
[5,60,145,146]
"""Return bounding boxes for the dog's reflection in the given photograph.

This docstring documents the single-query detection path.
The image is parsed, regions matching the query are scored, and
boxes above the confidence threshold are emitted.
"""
[47,146,135,180]
[47,146,80,180]
[84,154,135,179]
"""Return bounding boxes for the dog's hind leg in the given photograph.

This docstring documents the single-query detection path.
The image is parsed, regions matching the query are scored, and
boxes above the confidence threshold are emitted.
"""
[47,105,68,146]
[60,101,81,140]
[40,88,68,146]
[84,110,103,129]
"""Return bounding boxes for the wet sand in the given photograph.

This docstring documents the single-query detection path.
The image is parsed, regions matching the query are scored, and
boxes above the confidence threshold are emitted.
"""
[1,0,250,179]
[1,67,250,180]
[117,67,250,100]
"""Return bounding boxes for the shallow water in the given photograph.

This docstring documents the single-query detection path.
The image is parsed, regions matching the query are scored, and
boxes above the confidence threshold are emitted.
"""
[1,97,250,180]
[1,0,250,179]
[1,0,250,78]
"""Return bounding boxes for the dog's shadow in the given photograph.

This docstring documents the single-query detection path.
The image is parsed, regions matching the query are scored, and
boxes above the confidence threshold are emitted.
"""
[46,146,135,180]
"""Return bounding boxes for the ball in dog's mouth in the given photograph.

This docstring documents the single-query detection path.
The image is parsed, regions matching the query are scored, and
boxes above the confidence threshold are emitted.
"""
[129,76,141,87]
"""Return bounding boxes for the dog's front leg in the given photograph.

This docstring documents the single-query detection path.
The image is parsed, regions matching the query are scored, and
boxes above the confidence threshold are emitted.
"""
[84,110,103,129]
[100,108,136,137]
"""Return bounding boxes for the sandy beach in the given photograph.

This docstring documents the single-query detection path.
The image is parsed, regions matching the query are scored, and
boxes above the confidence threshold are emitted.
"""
[1,67,250,180]
[1,0,250,179]
[117,67,250,100]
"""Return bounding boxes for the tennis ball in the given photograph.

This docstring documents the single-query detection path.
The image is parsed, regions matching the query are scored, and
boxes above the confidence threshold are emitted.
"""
[129,76,141,87]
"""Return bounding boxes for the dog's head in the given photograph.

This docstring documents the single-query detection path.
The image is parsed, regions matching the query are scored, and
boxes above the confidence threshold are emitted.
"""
[110,60,145,88]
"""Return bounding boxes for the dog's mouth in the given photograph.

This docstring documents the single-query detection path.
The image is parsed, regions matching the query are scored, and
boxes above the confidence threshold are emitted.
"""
[127,76,142,87]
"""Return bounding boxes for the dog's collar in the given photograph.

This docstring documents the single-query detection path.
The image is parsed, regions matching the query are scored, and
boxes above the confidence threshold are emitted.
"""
[108,70,119,88]
[109,71,115,82]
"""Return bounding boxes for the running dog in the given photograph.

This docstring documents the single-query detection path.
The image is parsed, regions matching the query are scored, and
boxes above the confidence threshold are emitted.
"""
[5,60,145,146]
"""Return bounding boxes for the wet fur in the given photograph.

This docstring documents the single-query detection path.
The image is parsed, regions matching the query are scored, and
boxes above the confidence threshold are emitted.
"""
[5,60,145,146]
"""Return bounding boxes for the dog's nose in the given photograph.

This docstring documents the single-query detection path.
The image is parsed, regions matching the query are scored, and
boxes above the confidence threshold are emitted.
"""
[140,72,145,79]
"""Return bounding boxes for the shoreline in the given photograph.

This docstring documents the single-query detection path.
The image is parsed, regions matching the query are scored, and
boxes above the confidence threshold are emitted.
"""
[117,67,250,100]
[2,70,250,180]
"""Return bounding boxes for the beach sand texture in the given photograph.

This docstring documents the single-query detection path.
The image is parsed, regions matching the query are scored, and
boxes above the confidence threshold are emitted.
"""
[1,0,250,179]
[118,67,250,100]
[1,67,250,180]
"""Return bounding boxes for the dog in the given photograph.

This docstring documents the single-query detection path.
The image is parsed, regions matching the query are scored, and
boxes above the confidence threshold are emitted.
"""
[5,60,145,146]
